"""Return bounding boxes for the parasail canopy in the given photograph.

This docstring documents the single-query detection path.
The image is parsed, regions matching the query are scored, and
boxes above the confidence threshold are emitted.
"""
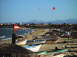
[51,7,56,10]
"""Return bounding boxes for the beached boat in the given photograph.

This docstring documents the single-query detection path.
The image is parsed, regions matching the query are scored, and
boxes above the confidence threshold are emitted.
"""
[0,35,6,39]
[27,39,46,45]
[23,44,42,52]
[53,54,65,57]
[35,49,68,55]
[16,40,27,46]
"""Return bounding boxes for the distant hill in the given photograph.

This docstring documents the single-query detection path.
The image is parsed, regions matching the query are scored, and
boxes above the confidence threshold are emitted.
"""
[51,19,77,24]
[10,19,77,24]
[65,19,77,24]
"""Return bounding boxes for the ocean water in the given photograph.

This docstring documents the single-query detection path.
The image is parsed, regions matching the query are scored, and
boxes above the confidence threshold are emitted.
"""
[0,28,32,39]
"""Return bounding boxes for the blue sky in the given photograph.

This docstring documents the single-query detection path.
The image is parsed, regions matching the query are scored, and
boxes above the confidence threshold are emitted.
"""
[0,0,77,23]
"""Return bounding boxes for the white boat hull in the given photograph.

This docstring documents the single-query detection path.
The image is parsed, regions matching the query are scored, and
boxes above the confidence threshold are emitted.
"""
[23,44,42,52]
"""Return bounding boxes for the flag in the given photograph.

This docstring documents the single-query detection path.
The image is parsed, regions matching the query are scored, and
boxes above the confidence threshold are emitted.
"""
[13,24,21,32]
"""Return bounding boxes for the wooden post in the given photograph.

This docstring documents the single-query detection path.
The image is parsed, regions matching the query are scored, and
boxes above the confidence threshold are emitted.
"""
[12,24,16,45]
